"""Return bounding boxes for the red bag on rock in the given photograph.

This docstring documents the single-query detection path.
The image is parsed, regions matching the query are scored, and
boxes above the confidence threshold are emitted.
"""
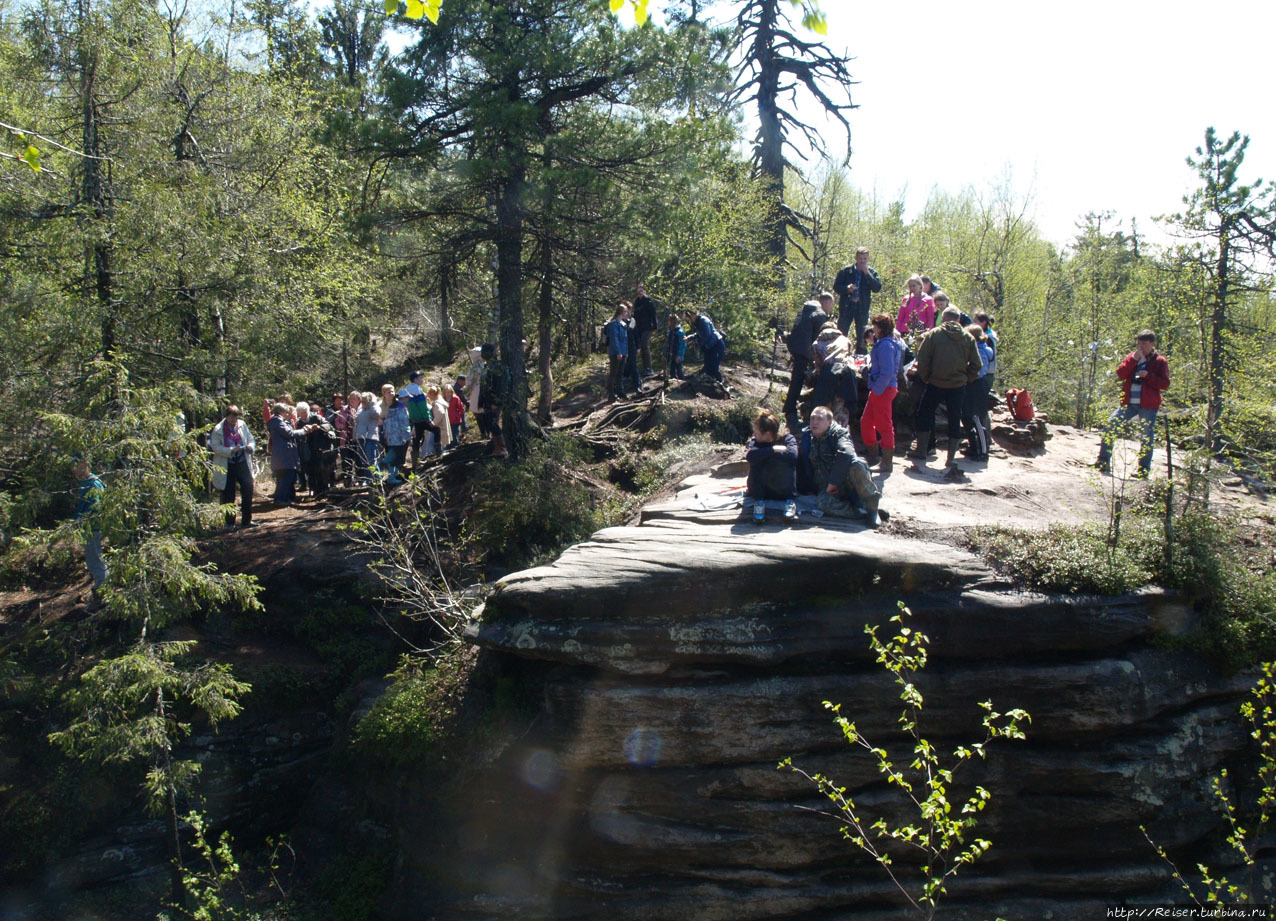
[1006,388,1035,422]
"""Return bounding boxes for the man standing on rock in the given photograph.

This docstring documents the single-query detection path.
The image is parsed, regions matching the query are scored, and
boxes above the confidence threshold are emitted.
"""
[1095,330,1169,478]
[908,305,982,469]
[832,246,883,354]
[799,406,882,527]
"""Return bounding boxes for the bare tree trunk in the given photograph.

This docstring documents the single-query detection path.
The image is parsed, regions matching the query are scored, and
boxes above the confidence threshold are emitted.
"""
[439,263,454,354]
[753,0,786,290]
[496,166,529,456]
[536,243,554,424]
[1207,224,1229,455]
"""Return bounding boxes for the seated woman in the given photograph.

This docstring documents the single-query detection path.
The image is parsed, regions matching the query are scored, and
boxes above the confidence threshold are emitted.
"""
[745,409,798,501]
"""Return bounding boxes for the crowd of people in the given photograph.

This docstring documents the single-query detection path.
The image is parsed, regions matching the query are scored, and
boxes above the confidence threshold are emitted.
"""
[67,267,1173,596]
[200,360,508,528]
[602,285,726,401]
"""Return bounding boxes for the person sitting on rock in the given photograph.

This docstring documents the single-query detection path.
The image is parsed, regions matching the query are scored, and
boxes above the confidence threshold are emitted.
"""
[798,405,882,527]
[745,409,798,502]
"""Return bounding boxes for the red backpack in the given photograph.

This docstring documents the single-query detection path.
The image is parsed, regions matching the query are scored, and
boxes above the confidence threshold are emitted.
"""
[1006,388,1035,422]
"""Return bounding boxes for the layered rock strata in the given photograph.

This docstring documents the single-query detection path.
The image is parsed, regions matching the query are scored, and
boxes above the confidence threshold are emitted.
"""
[399,506,1252,920]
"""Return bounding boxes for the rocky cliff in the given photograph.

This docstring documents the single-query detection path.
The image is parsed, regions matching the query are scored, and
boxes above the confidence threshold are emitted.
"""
[388,475,1254,920]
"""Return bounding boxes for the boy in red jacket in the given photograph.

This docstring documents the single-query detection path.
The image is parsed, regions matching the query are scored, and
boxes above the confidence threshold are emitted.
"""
[1095,330,1170,477]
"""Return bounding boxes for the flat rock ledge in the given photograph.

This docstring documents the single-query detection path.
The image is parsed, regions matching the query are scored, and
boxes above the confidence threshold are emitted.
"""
[405,474,1257,921]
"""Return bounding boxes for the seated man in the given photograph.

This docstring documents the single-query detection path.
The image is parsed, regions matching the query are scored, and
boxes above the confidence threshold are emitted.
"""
[745,409,797,501]
[798,405,882,527]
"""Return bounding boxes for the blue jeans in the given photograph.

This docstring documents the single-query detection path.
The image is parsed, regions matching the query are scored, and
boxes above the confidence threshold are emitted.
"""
[1098,405,1158,472]
[360,438,380,480]
[84,535,107,588]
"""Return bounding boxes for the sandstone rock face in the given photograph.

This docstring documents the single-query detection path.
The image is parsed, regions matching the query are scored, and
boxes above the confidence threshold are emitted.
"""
[387,515,1256,920]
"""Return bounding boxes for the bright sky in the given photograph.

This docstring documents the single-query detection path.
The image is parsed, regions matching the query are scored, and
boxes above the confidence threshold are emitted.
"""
[807,0,1276,249]
[388,0,1276,251]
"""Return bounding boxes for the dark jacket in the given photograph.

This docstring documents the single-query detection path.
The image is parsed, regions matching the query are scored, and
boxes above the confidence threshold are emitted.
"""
[480,359,512,412]
[832,263,883,319]
[745,434,798,500]
[799,421,859,493]
[633,295,658,335]
[1116,350,1170,410]
[915,321,982,389]
[306,416,338,459]
[268,415,300,471]
[786,301,828,361]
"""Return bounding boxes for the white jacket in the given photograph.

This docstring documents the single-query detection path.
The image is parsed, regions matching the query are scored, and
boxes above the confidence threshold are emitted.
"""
[210,418,256,489]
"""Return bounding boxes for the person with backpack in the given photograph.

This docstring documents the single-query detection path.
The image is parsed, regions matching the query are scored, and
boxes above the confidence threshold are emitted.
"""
[908,305,983,469]
[685,308,726,383]
[782,298,828,431]
[402,370,442,466]
[632,283,659,378]
[71,454,108,605]
[1095,329,1170,478]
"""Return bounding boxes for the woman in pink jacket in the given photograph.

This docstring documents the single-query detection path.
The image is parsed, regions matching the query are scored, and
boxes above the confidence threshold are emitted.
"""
[897,275,937,337]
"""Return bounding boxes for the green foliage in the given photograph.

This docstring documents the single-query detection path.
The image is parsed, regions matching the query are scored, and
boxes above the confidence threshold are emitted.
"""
[348,652,469,768]
[5,359,261,628]
[155,810,291,921]
[1144,661,1276,907]
[782,604,1029,919]
[685,397,757,444]
[465,432,605,568]
[970,497,1276,671]
[50,641,251,812]
[970,521,1155,596]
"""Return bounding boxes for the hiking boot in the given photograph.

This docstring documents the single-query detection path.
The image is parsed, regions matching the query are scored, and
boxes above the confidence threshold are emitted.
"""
[863,496,880,528]
[907,432,931,460]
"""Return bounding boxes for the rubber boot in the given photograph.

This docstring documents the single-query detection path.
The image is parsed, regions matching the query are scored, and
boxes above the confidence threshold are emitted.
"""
[945,442,959,468]
[879,450,894,474]
[907,431,931,460]
[864,445,879,467]
[490,434,509,458]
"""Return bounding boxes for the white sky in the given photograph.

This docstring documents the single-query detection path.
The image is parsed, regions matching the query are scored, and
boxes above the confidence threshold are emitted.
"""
[390,0,1276,251]
[808,0,1276,249]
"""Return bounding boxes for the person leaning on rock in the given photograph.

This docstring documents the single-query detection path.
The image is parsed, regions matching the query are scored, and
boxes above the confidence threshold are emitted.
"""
[782,297,828,432]
[798,405,882,527]
[908,305,983,469]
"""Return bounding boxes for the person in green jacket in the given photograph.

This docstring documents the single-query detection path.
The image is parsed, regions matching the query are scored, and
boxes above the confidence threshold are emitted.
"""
[908,305,983,469]
[71,455,107,607]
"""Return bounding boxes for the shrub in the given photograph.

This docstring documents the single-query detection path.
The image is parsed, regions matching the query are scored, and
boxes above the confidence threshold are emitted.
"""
[465,432,605,569]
